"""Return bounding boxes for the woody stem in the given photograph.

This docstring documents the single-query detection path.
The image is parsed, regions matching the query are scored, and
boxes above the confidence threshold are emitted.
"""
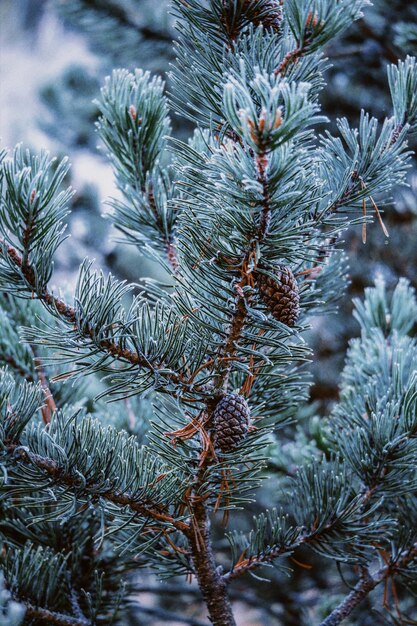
[188,501,236,626]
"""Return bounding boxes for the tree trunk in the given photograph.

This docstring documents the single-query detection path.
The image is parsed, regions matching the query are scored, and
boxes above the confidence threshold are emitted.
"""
[189,503,236,626]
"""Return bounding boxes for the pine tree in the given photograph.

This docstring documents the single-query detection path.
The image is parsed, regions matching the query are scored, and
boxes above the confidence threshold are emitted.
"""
[1,2,417,625]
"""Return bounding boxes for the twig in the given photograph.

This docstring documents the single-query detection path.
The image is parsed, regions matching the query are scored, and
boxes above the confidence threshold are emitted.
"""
[223,541,297,583]
[319,568,378,626]
[256,148,272,241]
[274,44,307,76]
[24,602,90,626]
[69,581,88,623]
[214,289,248,394]
[209,128,273,395]
[166,240,179,272]
[319,543,417,626]
[33,352,57,425]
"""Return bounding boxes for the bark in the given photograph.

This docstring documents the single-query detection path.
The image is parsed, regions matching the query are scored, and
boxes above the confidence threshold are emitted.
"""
[319,543,417,626]
[189,503,236,626]
[318,571,378,626]
[24,603,89,626]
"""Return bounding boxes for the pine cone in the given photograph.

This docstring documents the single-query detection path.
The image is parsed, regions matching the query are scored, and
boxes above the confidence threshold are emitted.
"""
[241,0,283,31]
[222,1,282,35]
[255,1,283,31]
[257,264,300,326]
[213,394,250,453]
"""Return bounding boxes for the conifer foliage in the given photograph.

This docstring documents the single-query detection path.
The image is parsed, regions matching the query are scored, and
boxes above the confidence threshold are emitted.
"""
[1,2,417,625]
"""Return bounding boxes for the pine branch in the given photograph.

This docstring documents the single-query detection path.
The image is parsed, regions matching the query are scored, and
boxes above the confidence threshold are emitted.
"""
[319,543,417,626]
[319,568,380,626]
[1,241,186,391]
[209,79,309,392]
[1,242,75,319]
[223,522,322,583]
[24,603,90,626]
[0,296,70,417]
[275,0,365,75]
[0,370,43,443]
[7,444,189,533]
[223,459,395,584]
[0,148,72,294]
[331,280,417,499]
[1,384,191,538]
[223,541,299,583]
[319,112,410,221]
[175,142,289,614]
[388,56,417,134]
[96,69,178,268]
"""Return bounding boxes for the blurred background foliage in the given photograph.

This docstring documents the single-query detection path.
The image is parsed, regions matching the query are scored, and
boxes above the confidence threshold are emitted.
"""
[0,1,416,624]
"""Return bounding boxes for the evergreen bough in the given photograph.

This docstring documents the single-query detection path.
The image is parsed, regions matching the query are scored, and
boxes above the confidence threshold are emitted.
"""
[1,2,416,624]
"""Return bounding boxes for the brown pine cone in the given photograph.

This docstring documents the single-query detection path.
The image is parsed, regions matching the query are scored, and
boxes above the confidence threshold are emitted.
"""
[257,264,300,326]
[255,1,283,31]
[221,1,283,35]
[213,393,250,453]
